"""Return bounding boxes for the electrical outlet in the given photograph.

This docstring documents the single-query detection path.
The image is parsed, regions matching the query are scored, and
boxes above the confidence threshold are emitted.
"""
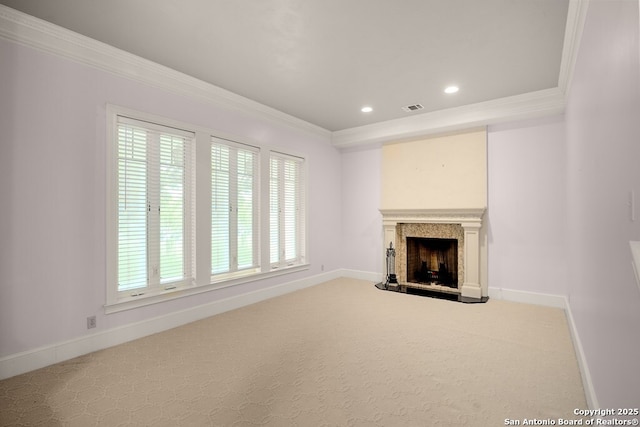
[321,264,324,271]
[87,315,97,329]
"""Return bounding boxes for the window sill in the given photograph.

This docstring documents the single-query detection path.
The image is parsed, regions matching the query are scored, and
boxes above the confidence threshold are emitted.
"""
[104,263,310,314]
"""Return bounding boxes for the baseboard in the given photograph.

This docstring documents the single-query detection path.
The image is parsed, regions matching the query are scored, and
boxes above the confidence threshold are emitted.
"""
[339,268,383,283]
[0,269,344,380]
[488,287,566,308]
[2,270,598,413]
[488,287,599,410]
[563,298,600,410]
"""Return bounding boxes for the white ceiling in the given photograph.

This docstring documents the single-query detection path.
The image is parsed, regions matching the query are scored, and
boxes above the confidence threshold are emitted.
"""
[0,0,571,133]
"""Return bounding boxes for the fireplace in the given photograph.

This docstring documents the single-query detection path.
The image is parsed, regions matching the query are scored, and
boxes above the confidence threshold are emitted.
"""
[378,130,487,301]
[380,209,487,302]
[406,237,458,287]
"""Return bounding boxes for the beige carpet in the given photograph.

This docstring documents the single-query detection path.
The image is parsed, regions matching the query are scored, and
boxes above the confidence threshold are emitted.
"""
[0,278,586,426]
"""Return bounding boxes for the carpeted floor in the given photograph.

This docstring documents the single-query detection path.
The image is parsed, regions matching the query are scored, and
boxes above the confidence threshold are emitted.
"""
[0,278,587,426]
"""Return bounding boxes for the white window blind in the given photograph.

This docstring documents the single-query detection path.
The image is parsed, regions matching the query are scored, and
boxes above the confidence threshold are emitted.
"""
[211,138,259,277]
[211,143,230,274]
[118,125,148,291]
[108,106,309,310]
[116,116,194,294]
[270,152,305,268]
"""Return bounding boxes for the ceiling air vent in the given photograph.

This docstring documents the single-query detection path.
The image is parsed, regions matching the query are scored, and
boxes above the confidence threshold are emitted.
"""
[401,104,424,113]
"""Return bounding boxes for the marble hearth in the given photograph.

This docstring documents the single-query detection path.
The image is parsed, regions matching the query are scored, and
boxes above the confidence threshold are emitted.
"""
[380,208,486,302]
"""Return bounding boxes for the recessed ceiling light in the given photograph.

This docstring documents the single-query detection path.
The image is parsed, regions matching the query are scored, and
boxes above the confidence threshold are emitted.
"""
[361,106,373,113]
[444,86,459,94]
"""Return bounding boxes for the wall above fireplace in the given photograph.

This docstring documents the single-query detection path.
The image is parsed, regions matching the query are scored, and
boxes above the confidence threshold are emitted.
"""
[381,129,487,211]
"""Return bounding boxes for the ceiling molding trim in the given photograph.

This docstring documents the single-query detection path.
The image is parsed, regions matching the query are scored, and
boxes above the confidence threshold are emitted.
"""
[557,0,590,95]
[0,5,331,139]
[333,0,586,149]
[331,88,566,148]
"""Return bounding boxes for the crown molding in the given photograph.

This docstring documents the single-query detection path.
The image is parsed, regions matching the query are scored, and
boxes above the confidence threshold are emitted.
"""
[558,0,590,95]
[332,0,588,149]
[0,2,587,148]
[331,87,566,148]
[0,5,331,139]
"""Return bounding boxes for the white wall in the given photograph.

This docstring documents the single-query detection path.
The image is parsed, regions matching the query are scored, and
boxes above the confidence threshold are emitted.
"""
[0,37,343,358]
[564,0,640,407]
[487,115,567,296]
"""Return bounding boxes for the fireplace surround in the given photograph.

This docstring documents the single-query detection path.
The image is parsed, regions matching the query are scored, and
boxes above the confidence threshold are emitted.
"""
[380,208,487,302]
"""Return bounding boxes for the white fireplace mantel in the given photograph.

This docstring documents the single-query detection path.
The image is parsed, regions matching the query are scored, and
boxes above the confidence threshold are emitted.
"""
[380,208,487,301]
[380,208,485,226]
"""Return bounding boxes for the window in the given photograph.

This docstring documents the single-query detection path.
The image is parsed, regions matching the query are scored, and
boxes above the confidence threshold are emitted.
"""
[108,115,194,302]
[107,106,308,311]
[270,152,306,268]
[211,138,259,279]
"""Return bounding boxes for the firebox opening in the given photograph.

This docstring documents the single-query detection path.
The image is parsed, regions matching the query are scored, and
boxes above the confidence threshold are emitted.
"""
[406,237,458,288]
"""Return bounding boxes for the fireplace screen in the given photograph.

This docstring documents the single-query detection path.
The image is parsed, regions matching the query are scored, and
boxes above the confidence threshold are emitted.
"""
[406,237,458,287]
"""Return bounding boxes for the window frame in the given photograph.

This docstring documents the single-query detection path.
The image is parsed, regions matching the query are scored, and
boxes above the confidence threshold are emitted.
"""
[106,108,196,306]
[106,105,309,314]
[269,151,307,270]
[210,137,261,282]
